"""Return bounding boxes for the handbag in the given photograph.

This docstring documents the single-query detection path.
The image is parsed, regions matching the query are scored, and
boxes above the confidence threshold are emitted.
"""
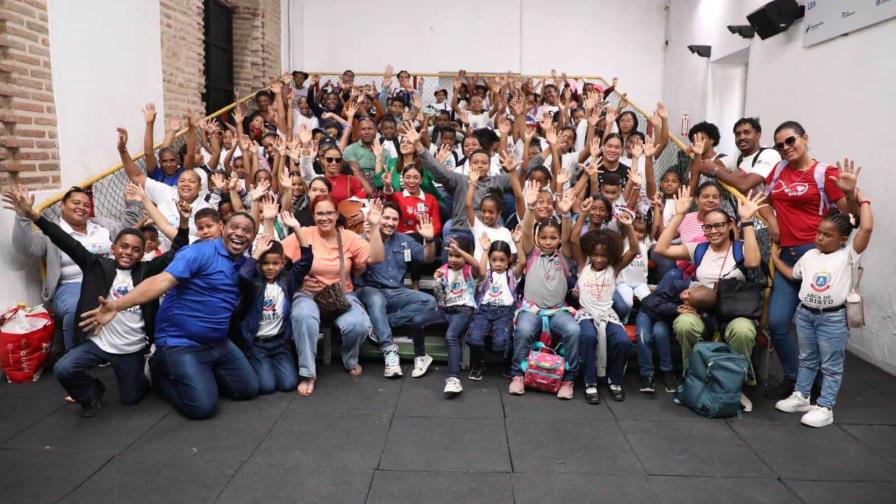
[846,258,864,328]
[712,246,764,323]
[313,229,351,321]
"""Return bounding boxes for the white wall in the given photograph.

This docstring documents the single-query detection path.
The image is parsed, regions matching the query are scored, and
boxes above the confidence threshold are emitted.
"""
[283,0,667,105]
[664,0,896,374]
[48,0,165,190]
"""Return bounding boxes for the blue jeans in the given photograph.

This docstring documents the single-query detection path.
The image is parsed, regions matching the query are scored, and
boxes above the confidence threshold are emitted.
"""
[54,340,148,405]
[357,286,436,352]
[650,247,677,282]
[290,292,371,377]
[794,306,849,409]
[417,306,474,377]
[612,290,629,321]
[467,304,515,353]
[512,310,580,381]
[767,243,816,379]
[579,319,631,386]
[635,311,673,379]
[149,339,259,420]
[246,337,299,394]
[51,282,81,350]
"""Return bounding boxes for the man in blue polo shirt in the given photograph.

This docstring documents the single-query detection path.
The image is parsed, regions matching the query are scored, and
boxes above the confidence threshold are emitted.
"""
[80,212,260,420]
[356,201,437,379]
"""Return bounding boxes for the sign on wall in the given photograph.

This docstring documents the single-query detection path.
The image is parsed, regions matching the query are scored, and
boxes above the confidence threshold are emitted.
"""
[803,0,896,47]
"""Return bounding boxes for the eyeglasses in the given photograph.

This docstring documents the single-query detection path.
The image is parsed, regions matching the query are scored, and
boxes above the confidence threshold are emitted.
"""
[314,211,337,218]
[324,156,342,164]
[701,222,728,232]
[774,136,798,151]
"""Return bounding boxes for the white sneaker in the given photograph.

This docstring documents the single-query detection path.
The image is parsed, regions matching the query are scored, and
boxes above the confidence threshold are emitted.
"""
[443,377,463,398]
[411,354,433,378]
[383,350,403,378]
[801,405,834,428]
[775,391,811,413]
[740,393,753,413]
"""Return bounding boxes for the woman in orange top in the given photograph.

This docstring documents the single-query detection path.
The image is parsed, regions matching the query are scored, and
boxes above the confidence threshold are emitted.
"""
[282,195,384,396]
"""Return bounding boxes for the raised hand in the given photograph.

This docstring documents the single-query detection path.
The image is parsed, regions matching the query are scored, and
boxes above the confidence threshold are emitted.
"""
[580,196,593,214]
[116,127,128,152]
[479,232,491,251]
[832,157,861,194]
[124,182,146,202]
[274,137,287,157]
[166,116,182,133]
[383,64,394,87]
[652,192,664,210]
[556,171,570,189]
[250,179,270,201]
[239,133,251,151]
[279,210,301,231]
[691,134,706,156]
[544,125,558,146]
[589,136,602,160]
[523,179,540,208]
[278,166,292,191]
[649,110,662,128]
[512,224,523,244]
[616,208,634,227]
[228,173,240,191]
[628,169,643,187]
[143,103,156,123]
[253,234,274,258]
[604,110,617,127]
[630,140,644,159]
[417,213,435,241]
[673,186,692,215]
[372,136,383,159]
[737,190,768,222]
[177,199,193,221]
[557,190,575,214]
[468,166,481,184]
[270,80,283,95]
[261,194,279,221]
[498,150,520,174]
[398,121,421,144]
[299,124,312,146]
[656,102,668,119]
[435,144,452,164]
[367,199,383,227]
[1,188,38,220]
[643,136,657,158]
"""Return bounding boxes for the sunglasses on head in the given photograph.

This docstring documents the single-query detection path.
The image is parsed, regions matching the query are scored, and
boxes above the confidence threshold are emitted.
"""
[701,222,728,232]
[774,135,798,151]
[324,156,342,164]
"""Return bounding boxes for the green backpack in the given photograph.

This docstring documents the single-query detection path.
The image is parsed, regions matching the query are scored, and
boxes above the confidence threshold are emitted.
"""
[675,342,749,418]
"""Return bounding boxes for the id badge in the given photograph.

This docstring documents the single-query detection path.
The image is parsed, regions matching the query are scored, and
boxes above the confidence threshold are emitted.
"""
[404,248,412,262]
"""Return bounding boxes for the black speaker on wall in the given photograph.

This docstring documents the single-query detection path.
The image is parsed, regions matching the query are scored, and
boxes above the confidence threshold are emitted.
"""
[746,0,805,40]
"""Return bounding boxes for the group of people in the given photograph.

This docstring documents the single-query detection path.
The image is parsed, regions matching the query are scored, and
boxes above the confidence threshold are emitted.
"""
[2,68,873,428]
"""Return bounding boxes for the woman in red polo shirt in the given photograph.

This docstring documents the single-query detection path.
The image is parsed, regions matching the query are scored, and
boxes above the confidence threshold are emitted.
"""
[758,120,859,400]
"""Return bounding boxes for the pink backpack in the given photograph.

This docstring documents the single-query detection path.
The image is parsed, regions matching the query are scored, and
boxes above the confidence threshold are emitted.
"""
[523,342,565,393]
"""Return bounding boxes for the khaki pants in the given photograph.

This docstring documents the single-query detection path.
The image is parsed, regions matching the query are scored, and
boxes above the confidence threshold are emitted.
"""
[673,314,756,385]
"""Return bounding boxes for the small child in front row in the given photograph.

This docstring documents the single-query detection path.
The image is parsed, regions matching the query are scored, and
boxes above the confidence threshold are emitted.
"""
[467,232,527,381]
[636,271,717,395]
[237,212,313,395]
[422,236,481,398]
[772,191,873,428]
[614,213,657,322]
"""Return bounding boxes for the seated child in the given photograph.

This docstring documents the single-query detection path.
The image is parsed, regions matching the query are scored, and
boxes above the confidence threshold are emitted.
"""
[637,274,717,394]
[614,213,656,321]
[237,212,313,395]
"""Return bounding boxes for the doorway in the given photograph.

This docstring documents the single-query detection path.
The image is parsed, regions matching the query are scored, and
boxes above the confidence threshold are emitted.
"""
[204,0,234,116]
[707,48,749,158]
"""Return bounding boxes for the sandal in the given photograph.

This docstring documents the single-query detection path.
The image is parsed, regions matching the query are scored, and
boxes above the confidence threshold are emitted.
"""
[349,364,363,377]
[297,378,316,396]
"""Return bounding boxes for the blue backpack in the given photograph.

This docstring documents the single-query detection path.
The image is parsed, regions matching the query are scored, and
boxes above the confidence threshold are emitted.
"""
[693,241,749,276]
[675,342,749,418]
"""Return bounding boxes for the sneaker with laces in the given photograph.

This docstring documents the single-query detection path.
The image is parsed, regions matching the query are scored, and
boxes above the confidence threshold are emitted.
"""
[411,354,433,378]
[609,384,625,402]
[556,381,574,400]
[775,391,811,413]
[584,385,601,405]
[383,350,403,378]
[443,376,463,398]
[764,376,796,400]
[508,376,525,395]
[639,375,656,394]
[469,360,485,381]
[663,372,678,393]
[800,405,834,428]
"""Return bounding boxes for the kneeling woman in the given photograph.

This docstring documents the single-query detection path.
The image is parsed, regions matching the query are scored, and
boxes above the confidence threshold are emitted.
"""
[2,188,189,417]
[654,188,766,384]
[282,196,385,396]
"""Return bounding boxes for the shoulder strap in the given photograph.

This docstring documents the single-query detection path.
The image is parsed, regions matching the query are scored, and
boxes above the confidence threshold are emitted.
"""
[751,147,771,168]
[693,242,710,268]
[731,240,748,276]
[764,160,788,197]
[335,229,346,285]
[812,162,831,215]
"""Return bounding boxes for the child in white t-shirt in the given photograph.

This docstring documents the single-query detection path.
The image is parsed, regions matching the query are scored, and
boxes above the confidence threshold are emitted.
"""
[615,214,655,321]
[772,194,873,428]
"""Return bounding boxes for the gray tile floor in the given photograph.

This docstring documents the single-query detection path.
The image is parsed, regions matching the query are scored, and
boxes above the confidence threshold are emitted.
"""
[2,354,895,504]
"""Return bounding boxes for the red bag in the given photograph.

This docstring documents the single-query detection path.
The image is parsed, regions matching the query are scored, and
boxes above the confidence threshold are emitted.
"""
[0,305,55,383]
[523,344,565,394]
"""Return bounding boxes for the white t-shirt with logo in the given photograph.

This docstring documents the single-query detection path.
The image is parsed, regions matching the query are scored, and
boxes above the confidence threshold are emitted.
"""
[472,217,517,262]
[480,271,515,307]
[618,239,652,286]
[257,282,286,338]
[90,269,145,354]
[576,265,616,319]
[793,246,858,309]
[445,268,476,308]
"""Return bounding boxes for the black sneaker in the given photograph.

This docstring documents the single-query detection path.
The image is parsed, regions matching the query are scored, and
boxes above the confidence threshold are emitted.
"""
[469,360,485,381]
[584,385,601,405]
[663,372,679,393]
[639,375,656,394]
[764,376,796,400]
[80,380,106,418]
[609,384,626,402]
[501,358,513,379]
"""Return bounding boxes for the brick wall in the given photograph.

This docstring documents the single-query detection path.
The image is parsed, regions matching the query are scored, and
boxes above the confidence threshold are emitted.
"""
[0,0,60,191]
[232,0,281,96]
[159,0,206,121]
